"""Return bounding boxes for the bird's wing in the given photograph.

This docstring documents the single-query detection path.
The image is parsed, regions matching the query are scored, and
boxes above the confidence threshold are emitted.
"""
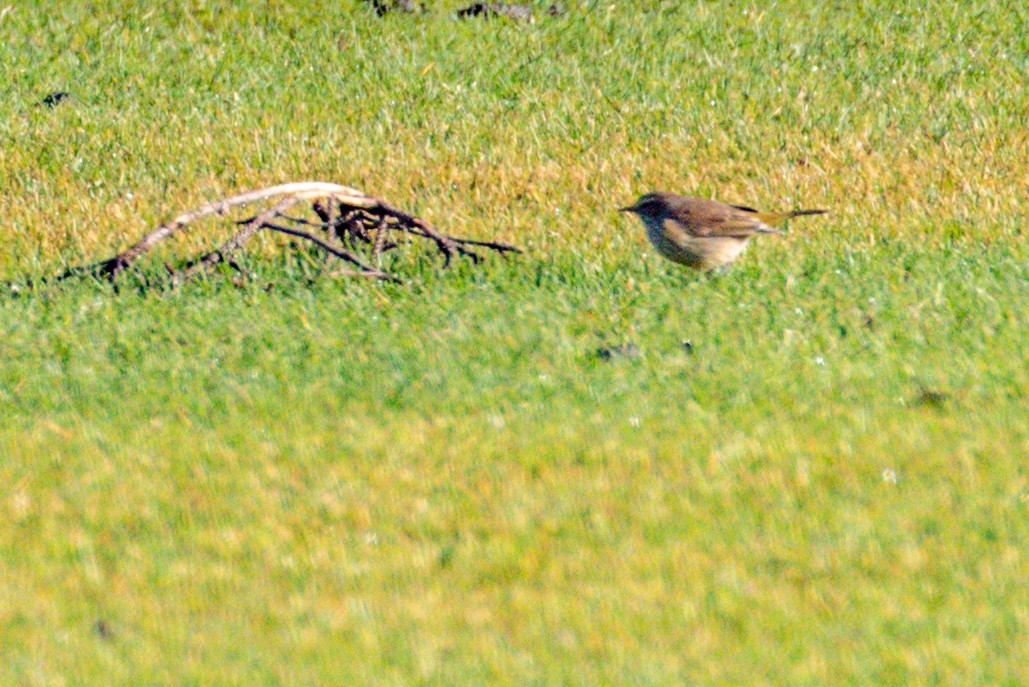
[688,201,781,237]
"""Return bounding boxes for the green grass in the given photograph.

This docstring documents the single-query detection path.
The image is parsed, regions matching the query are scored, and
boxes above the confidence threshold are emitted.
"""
[1,1,1027,685]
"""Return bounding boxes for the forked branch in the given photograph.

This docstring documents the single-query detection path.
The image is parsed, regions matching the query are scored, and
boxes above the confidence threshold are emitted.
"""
[45,182,520,287]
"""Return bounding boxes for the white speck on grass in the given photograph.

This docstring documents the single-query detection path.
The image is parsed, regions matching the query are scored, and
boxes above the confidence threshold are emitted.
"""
[10,490,30,518]
[882,468,898,484]
[629,416,641,428]
[814,356,825,366]
[489,413,505,429]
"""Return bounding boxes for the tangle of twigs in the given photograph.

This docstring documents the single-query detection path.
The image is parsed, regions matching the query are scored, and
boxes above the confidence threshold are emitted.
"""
[42,182,521,288]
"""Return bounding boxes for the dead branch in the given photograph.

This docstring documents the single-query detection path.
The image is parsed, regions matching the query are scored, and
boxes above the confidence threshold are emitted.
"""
[41,181,520,287]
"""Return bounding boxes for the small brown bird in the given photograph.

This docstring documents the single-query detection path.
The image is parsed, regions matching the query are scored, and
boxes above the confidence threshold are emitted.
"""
[620,192,826,270]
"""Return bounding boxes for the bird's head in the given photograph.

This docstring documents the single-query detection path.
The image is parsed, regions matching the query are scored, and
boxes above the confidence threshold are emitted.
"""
[619,192,673,220]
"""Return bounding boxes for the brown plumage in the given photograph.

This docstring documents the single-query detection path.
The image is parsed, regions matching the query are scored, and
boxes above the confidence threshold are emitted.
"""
[619,192,826,270]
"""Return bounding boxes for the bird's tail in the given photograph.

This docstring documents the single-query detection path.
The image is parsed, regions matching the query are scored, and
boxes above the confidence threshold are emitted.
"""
[756,209,828,226]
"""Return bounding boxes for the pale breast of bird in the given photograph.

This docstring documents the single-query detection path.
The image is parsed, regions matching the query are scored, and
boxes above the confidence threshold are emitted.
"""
[643,216,750,269]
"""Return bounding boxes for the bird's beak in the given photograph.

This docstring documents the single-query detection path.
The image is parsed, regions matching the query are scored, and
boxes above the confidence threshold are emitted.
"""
[618,205,637,213]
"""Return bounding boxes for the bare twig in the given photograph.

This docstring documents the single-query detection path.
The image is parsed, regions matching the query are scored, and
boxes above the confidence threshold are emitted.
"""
[441,235,523,253]
[372,215,389,260]
[372,199,459,264]
[260,222,398,282]
[174,197,303,285]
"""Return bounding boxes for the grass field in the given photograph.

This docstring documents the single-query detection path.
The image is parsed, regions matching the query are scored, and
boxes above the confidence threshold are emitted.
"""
[1,1,1027,684]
